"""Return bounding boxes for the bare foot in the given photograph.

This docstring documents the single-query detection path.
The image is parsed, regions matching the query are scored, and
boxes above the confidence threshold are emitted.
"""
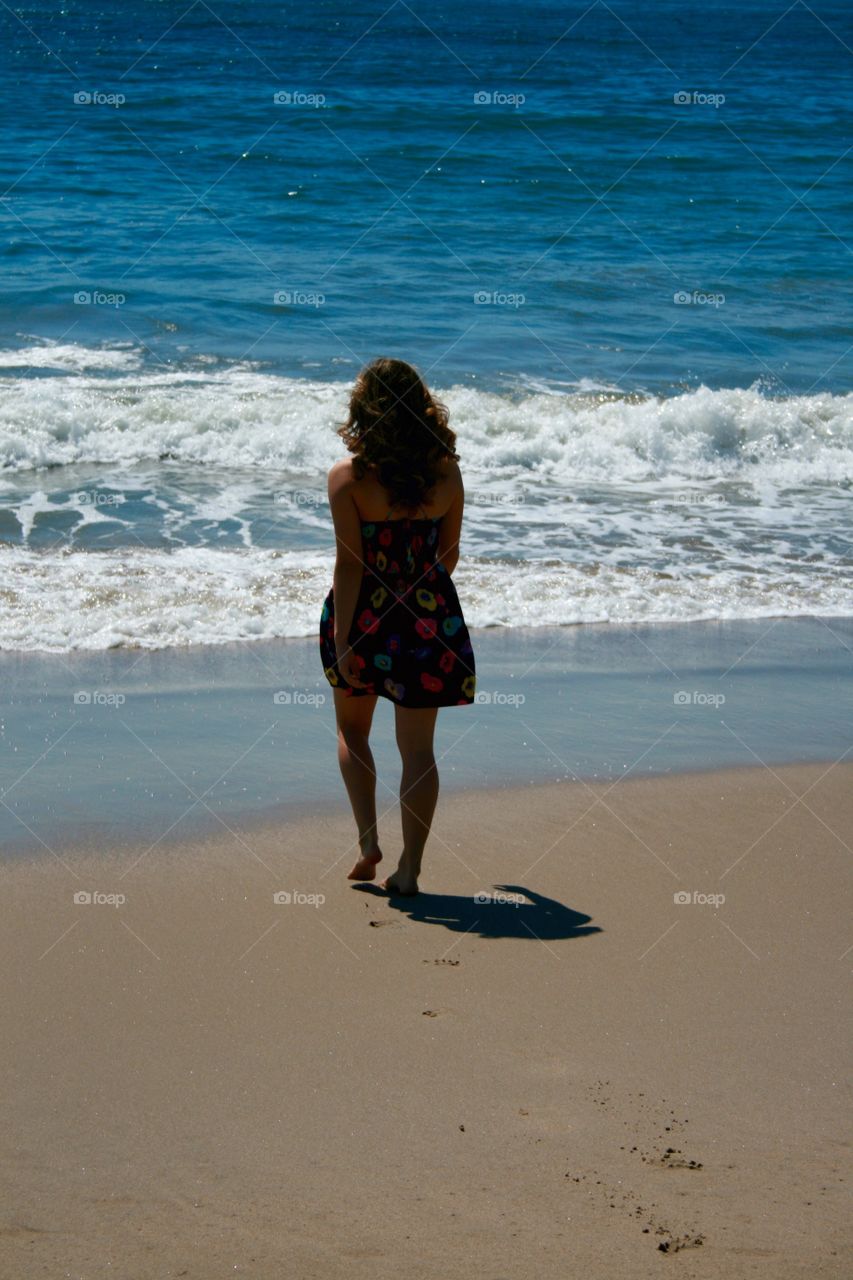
[347,848,383,881]
[380,856,420,896]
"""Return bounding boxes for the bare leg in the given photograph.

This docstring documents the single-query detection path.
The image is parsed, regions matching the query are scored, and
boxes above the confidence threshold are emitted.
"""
[382,706,439,896]
[332,689,382,880]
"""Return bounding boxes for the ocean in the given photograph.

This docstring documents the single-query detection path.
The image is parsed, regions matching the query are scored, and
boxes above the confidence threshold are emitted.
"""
[1,0,851,651]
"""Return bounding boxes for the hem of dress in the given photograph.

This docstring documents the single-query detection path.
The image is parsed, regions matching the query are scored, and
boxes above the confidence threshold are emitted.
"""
[326,684,475,709]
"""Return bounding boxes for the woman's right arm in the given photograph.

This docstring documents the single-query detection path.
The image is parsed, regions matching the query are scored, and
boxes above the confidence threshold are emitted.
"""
[436,462,464,575]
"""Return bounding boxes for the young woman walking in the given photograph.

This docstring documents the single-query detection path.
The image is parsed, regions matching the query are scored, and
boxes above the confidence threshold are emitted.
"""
[319,358,476,895]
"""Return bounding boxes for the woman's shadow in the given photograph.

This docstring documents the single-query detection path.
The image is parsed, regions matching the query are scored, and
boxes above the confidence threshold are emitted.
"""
[355,883,602,942]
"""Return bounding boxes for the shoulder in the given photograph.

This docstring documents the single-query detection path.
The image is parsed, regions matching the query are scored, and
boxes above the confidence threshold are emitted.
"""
[327,456,360,496]
[438,454,463,492]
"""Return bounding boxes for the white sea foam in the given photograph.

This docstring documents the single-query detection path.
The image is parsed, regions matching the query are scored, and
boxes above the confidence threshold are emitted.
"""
[0,341,143,372]
[1,546,850,653]
[1,346,851,651]
[1,356,851,485]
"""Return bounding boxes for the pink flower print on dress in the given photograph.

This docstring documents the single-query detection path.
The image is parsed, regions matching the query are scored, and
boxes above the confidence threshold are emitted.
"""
[358,609,380,634]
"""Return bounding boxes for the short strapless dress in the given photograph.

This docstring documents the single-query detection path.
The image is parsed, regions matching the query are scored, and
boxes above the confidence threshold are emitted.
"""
[320,513,476,708]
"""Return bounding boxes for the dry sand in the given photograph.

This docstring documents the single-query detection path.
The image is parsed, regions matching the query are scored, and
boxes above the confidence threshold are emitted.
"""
[2,762,851,1278]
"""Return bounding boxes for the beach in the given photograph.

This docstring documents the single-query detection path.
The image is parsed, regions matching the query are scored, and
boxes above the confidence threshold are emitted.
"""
[3,0,853,1272]
[2,761,851,1278]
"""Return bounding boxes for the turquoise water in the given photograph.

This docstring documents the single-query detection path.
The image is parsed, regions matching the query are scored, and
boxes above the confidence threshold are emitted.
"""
[1,619,850,854]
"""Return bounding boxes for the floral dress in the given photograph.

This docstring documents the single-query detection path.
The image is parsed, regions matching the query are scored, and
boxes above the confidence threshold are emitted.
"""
[320,514,476,708]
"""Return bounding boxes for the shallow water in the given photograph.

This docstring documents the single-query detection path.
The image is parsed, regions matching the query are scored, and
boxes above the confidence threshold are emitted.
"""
[2,618,850,857]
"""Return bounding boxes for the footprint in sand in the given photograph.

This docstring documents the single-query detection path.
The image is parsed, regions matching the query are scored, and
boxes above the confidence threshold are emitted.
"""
[657,1232,705,1253]
[659,1148,703,1170]
[566,1168,705,1253]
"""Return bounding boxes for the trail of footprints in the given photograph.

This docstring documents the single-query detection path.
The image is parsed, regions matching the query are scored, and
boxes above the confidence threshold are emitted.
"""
[565,1080,706,1255]
[367,910,702,1253]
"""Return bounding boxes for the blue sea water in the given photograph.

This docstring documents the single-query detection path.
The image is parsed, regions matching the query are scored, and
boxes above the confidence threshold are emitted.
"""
[0,1,851,648]
[2,0,852,386]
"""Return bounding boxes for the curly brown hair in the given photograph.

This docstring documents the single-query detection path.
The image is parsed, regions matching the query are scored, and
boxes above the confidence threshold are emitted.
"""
[337,358,458,511]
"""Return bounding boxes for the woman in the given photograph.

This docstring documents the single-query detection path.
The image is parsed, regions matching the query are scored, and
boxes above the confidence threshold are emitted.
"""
[319,357,476,896]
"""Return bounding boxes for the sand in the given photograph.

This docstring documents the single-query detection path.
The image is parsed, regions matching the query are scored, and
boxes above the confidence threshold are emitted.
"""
[2,761,851,1278]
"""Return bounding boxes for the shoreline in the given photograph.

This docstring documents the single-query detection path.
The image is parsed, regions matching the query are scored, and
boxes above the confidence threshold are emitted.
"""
[4,608,853,657]
[3,763,851,1278]
[2,615,851,860]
